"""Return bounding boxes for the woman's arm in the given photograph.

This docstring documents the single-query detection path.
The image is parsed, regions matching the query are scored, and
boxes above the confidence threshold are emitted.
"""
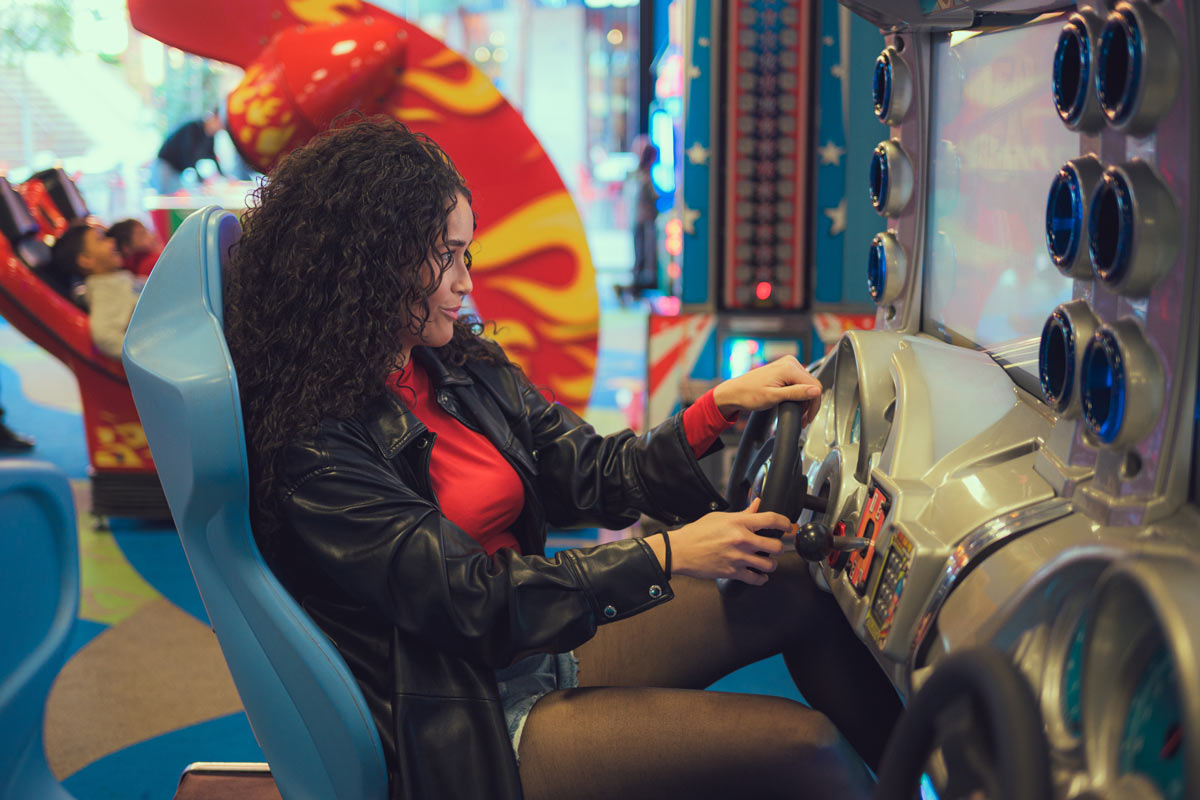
[278,430,672,669]
[516,354,823,528]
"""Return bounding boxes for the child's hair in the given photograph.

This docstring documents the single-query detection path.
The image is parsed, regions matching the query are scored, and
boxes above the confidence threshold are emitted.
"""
[105,219,144,254]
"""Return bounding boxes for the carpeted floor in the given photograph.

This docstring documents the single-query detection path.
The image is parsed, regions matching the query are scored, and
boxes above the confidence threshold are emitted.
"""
[0,285,800,799]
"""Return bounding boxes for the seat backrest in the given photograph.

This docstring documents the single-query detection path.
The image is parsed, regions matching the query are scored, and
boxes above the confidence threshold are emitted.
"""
[0,460,78,800]
[0,178,40,246]
[32,168,88,219]
[122,206,387,800]
[0,177,73,298]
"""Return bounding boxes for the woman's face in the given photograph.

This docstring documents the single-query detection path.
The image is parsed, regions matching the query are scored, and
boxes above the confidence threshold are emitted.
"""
[401,193,474,355]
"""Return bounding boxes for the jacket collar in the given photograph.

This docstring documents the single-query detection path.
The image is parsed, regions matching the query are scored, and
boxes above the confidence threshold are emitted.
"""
[360,347,474,459]
[414,345,473,388]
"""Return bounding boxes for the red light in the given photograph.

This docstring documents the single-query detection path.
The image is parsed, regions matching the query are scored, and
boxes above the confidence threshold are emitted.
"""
[667,261,681,279]
[665,217,683,256]
[755,281,772,300]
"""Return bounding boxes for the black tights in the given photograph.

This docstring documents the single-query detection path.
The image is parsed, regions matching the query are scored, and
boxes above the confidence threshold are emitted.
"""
[517,553,903,799]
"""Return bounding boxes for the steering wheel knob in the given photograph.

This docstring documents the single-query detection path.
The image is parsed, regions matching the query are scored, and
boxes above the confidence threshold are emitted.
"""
[795,521,871,563]
[795,521,833,561]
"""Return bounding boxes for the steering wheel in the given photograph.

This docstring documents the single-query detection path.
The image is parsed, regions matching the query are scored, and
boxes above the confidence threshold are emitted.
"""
[873,648,1053,800]
[724,400,809,526]
[715,400,868,594]
[719,400,867,594]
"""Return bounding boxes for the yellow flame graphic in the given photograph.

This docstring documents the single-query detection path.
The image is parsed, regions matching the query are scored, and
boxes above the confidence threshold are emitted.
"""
[474,192,596,326]
[228,64,265,115]
[391,107,444,123]
[549,372,595,402]
[398,49,504,116]
[285,0,363,24]
[560,343,598,373]
[488,319,536,351]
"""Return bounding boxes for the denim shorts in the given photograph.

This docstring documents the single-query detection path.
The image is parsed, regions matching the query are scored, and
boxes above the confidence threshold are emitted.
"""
[495,651,579,761]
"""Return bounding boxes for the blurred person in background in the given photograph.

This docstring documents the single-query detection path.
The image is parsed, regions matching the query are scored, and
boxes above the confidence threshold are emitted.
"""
[107,218,163,278]
[0,393,34,454]
[614,137,661,306]
[51,224,141,359]
[150,109,224,195]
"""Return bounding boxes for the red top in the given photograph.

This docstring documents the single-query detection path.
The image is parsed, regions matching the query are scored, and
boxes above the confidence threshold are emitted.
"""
[127,247,163,278]
[390,361,735,555]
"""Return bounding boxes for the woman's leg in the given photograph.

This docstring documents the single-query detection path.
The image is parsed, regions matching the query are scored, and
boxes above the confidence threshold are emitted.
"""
[518,686,872,800]
[572,552,902,769]
[519,557,881,798]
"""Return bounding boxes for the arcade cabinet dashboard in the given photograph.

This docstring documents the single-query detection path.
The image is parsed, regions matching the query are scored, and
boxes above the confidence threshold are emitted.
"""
[788,1,1200,797]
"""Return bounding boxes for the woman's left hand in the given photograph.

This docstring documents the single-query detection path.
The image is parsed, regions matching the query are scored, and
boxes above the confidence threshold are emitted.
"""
[712,355,823,427]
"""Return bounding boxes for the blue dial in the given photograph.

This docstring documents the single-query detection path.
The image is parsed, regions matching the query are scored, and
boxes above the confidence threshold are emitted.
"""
[1119,645,1185,799]
[1061,613,1087,737]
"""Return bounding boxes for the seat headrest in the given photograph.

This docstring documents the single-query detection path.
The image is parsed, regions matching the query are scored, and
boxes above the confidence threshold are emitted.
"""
[0,179,40,245]
[31,168,89,222]
[18,239,53,272]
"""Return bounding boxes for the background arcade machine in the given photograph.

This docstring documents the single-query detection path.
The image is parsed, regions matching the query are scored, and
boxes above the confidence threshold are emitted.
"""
[647,0,878,438]
[0,174,168,520]
[793,0,1200,796]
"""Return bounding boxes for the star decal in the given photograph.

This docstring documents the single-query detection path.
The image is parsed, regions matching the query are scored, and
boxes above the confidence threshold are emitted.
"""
[681,206,701,235]
[698,36,710,47]
[817,140,845,166]
[688,64,701,79]
[685,142,710,165]
[824,199,846,236]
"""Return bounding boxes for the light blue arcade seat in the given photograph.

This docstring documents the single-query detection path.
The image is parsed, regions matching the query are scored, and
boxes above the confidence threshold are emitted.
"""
[0,459,78,800]
[121,206,387,800]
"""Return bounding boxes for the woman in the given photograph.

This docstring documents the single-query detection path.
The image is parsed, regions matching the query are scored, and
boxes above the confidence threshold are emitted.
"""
[225,116,899,800]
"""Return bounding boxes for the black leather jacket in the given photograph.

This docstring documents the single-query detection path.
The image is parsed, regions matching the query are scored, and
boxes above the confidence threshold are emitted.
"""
[268,344,727,799]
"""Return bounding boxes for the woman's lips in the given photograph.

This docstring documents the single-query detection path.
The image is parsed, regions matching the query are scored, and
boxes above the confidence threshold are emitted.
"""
[442,307,461,320]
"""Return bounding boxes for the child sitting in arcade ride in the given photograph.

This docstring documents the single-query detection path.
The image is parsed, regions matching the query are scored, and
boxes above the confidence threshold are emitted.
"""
[223,115,900,800]
[106,218,163,278]
[51,223,141,360]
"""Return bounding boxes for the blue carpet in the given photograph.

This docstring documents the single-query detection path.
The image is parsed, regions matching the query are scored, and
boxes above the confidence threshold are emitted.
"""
[109,519,211,625]
[63,618,110,661]
[708,654,802,701]
[0,359,89,479]
[62,713,265,800]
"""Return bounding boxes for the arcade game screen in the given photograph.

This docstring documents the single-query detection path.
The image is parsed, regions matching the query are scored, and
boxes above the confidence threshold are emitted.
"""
[922,18,1077,379]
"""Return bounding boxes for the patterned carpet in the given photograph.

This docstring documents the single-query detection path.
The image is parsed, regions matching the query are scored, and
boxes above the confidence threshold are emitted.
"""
[1,276,799,799]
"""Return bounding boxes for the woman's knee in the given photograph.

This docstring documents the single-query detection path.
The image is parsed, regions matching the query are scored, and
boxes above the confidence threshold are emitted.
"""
[774,705,873,796]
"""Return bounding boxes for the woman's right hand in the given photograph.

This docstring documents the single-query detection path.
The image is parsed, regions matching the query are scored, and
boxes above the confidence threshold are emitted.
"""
[649,497,791,585]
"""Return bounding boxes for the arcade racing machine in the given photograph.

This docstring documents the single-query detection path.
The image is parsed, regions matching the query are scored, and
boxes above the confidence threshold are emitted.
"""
[650,0,879,431]
[763,1,1198,797]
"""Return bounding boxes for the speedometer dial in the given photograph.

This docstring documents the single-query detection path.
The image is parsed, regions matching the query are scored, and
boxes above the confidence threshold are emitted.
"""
[1118,645,1185,800]
[1061,611,1087,738]
[1083,560,1199,800]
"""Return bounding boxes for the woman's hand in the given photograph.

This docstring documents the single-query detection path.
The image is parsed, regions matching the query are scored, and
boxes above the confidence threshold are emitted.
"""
[711,355,823,427]
[649,498,793,586]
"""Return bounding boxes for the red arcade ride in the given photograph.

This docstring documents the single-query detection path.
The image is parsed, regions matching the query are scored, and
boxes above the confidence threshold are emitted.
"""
[129,0,601,414]
[0,172,166,519]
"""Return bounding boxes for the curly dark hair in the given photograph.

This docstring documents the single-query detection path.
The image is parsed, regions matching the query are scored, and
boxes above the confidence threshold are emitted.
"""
[224,115,505,553]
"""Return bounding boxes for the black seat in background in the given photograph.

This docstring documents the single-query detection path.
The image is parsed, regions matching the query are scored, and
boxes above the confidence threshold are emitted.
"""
[32,167,90,222]
[0,177,79,302]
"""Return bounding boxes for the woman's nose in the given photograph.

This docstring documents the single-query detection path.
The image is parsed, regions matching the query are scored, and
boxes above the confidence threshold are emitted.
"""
[453,265,472,295]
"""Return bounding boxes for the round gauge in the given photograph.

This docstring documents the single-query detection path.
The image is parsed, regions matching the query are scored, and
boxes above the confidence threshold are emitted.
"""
[1118,644,1185,799]
[1084,559,1200,800]
[1061,611,1088,738]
